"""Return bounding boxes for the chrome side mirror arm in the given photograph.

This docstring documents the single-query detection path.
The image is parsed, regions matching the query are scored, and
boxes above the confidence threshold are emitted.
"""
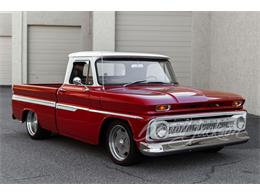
[72,77,89,91]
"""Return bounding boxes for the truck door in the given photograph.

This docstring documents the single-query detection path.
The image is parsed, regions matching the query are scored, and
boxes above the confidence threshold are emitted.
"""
[56,60,94,142]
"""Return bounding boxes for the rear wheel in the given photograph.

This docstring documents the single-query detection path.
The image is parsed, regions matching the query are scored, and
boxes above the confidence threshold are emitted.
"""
[106,121,141,166]
[25,111,51,139]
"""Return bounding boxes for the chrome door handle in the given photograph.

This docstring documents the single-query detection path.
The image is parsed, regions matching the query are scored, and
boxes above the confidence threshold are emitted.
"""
[59,88,67,92]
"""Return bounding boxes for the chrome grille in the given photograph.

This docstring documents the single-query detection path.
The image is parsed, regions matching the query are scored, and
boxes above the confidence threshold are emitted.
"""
[168,117,236,137]
[147,111,247,141]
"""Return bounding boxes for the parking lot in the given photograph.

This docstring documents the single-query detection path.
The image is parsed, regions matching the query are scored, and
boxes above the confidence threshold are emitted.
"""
[0,87,259,183]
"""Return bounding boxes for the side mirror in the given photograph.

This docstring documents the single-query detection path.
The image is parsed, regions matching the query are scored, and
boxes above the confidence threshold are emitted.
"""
[73,77,82,85]
[72,77,89,91]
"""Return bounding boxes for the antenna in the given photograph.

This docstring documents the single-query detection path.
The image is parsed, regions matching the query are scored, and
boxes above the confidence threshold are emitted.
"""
[101,53,105,91]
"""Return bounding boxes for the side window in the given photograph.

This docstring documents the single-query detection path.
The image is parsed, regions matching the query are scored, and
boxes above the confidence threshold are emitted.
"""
[69,61,93,85]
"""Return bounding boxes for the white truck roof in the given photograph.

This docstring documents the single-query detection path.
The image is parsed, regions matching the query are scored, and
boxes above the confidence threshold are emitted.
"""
[69,51,169,59]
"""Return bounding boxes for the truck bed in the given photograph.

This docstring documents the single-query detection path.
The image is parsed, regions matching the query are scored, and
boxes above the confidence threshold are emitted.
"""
[12,83,63,132]
[13,83,62,102]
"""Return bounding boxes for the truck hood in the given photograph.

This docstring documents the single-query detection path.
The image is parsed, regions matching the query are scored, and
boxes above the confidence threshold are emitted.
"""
[106,85,243,104]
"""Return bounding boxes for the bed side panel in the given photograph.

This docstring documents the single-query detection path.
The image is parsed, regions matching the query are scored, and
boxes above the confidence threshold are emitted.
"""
[12,84,59,132]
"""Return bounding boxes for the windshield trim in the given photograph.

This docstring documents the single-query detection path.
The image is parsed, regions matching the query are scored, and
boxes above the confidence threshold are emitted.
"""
[95,57,177,86]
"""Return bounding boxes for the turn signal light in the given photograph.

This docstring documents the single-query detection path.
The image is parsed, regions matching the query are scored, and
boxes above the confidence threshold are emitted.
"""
[232,100,243,108]
[156,104,171,112]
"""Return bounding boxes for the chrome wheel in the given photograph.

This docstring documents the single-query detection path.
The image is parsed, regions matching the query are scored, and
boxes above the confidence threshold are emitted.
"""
[26,111,38,136]
[108,125,131,161]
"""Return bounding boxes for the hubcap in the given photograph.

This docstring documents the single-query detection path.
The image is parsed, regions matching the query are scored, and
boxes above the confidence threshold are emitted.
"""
[109,125,130,161]
[26,111,38,136]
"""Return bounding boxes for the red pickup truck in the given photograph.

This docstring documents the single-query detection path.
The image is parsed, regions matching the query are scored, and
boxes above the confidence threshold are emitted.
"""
[12,51,249,165]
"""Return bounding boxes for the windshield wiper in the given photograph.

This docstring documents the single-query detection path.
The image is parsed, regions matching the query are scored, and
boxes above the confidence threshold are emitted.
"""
[123,80,174,87]
[146,81,169,84]
[123,80,147,87]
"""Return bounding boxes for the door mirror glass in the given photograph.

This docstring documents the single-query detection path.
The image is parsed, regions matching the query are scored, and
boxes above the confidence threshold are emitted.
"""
[73,77,82,85]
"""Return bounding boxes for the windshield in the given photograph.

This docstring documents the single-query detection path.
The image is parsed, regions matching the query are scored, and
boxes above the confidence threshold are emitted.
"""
[95,58,178,85]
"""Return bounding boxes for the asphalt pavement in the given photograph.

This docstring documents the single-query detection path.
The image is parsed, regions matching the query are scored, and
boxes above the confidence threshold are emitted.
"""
[0,87,259,183]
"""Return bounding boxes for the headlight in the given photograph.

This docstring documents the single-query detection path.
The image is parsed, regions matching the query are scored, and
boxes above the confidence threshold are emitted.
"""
[236,116,246,129]
[149,121,169,140]
[156,123,168,138]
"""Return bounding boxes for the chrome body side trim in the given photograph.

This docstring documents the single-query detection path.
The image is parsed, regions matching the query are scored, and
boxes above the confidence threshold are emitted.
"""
[56,103,143,120]
[56,104,78,112]
[88,108,144,120]
[140,131,250,156]
[13,95,143,119]
[12,95,56,108]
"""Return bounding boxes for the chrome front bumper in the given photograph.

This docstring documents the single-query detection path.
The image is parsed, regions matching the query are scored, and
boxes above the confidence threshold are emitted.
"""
[140,131,250,156]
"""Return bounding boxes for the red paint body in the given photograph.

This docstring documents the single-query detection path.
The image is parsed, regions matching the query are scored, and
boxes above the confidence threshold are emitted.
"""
[12,83,245,146]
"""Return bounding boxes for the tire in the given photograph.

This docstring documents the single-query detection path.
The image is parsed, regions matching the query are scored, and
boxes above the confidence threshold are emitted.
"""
[106,121,141,166]
[203,146,224,153]
[25,111,51,139]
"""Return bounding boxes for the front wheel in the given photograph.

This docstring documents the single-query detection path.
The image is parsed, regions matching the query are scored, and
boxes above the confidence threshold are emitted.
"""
[106,121,141,166]
[25,111,51,139]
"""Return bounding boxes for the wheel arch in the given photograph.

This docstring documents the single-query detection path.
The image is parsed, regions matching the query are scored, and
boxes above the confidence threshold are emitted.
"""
[21,109,35,123]
[98,117,133,145]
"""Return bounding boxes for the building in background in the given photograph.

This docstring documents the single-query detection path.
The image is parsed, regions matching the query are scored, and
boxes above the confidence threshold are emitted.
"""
[0,11,259,115]
[0,12,12,86]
